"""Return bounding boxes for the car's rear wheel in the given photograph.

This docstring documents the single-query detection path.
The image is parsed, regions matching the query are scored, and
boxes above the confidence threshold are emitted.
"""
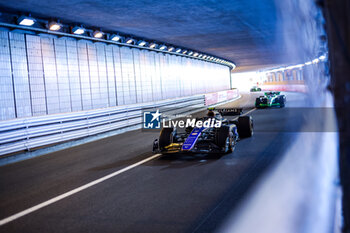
[237,116,253,138]
[279,95,286,108]
[159,128,173,150]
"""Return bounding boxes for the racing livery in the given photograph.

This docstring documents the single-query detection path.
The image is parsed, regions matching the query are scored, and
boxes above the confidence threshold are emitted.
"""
[255,91,286,108]
[152,109,253,155]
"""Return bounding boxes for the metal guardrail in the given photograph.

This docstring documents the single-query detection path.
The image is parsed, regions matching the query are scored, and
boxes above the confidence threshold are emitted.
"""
[0,95,205,156]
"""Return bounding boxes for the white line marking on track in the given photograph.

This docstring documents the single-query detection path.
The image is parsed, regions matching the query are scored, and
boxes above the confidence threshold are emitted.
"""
[242,108,256,116]
[232,108,256,120]
[0,108,256,226]
[0,153,162,226]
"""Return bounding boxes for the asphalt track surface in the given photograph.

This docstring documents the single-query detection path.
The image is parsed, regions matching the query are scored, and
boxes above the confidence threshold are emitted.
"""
[0,92,307,233]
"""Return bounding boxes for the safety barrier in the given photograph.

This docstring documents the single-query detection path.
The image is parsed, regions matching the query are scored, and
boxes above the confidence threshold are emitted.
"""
[204,89,239,105]
[0,95,205,157]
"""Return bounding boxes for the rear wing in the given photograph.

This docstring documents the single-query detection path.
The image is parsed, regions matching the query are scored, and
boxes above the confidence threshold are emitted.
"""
[264,91,280,96]
[211,108,243,116]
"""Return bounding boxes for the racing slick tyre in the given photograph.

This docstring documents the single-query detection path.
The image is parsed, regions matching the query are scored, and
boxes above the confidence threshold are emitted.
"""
[255,98,261,108]
[279,95,286,108]
[216,126,234,154]
[237,116,253,138]
[159,128,174,150]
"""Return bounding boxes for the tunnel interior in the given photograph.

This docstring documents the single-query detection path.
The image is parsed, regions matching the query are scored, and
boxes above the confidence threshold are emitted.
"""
[0,0,349,232]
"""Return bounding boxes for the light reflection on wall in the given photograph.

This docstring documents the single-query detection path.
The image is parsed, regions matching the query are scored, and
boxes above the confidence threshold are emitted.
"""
[0,30,231,121]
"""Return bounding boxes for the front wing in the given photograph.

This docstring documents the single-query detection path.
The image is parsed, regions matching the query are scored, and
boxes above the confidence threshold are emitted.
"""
[153,140,223,154]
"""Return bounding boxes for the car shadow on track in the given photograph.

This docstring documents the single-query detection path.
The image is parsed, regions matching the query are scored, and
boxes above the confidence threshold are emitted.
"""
[147,149,244,170]
[159,153,223,161]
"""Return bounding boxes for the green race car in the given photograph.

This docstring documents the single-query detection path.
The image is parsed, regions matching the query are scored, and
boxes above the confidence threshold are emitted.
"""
[255,92,286,108]
[250,86,262,92]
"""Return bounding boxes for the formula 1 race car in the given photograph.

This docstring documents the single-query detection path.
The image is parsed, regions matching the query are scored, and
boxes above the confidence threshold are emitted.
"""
[152,109,253,155]
[250,86,262,92]
[255,92,286,108]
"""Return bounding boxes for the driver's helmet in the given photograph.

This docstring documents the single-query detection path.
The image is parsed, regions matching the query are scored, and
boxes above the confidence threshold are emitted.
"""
[207,110,215,118]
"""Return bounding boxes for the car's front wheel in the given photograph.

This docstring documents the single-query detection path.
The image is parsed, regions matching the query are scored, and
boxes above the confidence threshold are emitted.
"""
[224,133,236,153]
[159,128,174,150]
[223,137,231,153]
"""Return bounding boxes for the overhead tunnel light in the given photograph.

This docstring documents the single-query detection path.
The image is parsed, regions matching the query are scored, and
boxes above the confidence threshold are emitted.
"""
[110,34,122,42]
[288,64,304,69]
[312,58,319,64]
[17,15,36,26]
[72,26,85,35]
[10,13,236,69]
[138,40,147,46]
[319,55,326,60]
[48,21,62,31]
[149,43,157,49]
[159,45,167,50]
[93,31,104,38]
[126,38,135,44]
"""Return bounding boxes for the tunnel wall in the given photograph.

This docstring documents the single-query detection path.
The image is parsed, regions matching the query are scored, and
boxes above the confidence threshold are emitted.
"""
[0,29,231,121]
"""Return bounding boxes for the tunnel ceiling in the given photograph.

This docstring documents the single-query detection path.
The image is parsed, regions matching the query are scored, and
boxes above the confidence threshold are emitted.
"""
[0,0,299,72]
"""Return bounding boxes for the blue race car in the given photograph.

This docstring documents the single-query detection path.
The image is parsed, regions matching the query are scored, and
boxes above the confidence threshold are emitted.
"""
[152,109,253,155]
